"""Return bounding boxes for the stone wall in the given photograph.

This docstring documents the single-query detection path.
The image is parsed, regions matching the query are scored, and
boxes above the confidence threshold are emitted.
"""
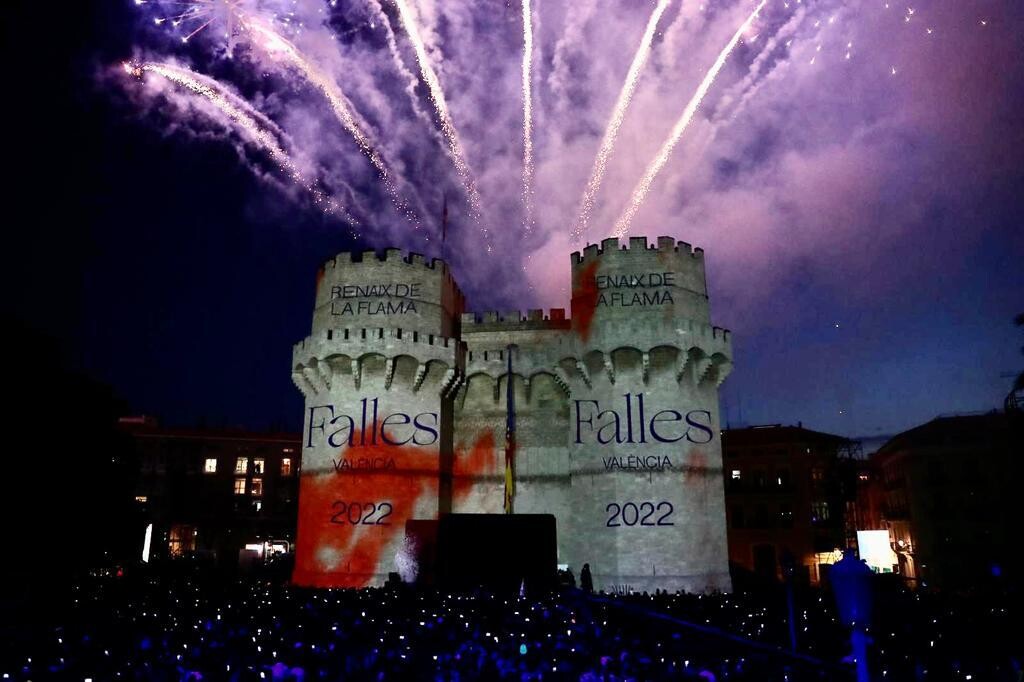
[291,237,733,592]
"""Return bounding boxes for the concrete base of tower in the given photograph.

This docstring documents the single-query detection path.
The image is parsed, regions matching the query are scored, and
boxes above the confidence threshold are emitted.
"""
[591,571,733,595]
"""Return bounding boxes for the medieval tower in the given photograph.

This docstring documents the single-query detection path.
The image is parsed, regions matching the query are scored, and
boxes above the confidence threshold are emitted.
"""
[291,237,732,592]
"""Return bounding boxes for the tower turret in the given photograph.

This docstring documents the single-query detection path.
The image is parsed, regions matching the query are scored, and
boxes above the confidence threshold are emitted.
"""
[563,236,733,593]
[291,250,465,587]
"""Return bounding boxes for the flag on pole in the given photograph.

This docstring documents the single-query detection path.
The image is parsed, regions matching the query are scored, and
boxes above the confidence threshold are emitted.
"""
[503,345,516,514]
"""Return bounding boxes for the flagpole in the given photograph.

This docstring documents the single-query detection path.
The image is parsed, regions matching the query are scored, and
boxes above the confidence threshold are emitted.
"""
[504,343,517,514]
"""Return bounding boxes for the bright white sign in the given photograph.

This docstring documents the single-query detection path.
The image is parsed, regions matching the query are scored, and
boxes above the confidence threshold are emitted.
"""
[857,530,897,573]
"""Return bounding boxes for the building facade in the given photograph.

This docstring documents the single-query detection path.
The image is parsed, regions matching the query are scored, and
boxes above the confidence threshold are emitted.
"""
[721,424,861,584]
[872,412,1022,587]
[290,236,734,592]
[122,417,301,565]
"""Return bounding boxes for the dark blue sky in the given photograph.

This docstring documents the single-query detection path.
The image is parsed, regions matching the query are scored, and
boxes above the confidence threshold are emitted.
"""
[4,0,1021,440]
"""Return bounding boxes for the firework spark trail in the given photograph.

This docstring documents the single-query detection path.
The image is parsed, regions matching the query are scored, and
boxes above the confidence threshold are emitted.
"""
[153,60,286,138]
[713,5,811,127]
[612,0,767,238]
[570,0,671,241]
[521,0,535,232]
[139,0,246,51]
[245,16,422,229]
[132,61,353,221]
[136,61,294,166]
[392,0,485,230]
[366,0,436,132]
[245,19,383,171]
[363,0,441,230]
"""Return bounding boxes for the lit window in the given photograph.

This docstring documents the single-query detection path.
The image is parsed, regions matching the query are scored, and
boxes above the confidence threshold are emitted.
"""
[283,447,295,454]
[858,472,870,481]
[281,458,293,476]
[253,458,265,475]
[204,458,217,474]
[234,478,246,495]
[235,457,249,474]
[135,495,148,503]
[168,524,197,557]
[811,501,830,522]
[251,478,263,497]
[811,467,824,481]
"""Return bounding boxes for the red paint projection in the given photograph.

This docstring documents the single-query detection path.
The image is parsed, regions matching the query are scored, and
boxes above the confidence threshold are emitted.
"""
[571,260,600,343]
[292,430,496,588]
[684,448,708,486]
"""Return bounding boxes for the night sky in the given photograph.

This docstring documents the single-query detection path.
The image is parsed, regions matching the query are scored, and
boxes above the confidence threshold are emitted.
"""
[4,0,1021,441]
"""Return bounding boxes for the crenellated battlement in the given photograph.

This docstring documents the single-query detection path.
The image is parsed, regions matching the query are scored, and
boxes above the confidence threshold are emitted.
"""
[460,308,570,332]
[322,248,450,273]
[312,247,466,338]
[571,235,705,265]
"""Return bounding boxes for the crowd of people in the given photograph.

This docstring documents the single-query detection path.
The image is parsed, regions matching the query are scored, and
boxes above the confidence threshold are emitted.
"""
[1,562,1019,681]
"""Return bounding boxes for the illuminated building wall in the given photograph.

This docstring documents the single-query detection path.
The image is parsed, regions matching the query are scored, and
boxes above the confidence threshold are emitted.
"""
[721,425,854,585]
[872,412,1022,587]
[291,237,734,592]
[290,251,466,588]
[123,419,300,564]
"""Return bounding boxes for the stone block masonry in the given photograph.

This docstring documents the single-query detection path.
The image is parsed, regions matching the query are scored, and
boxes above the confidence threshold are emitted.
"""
[291,237,733,592]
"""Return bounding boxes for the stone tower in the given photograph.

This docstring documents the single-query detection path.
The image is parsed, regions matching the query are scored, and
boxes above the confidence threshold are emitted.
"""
[290,249,465,587]
[291,237,733,592]
[562,236,733,593]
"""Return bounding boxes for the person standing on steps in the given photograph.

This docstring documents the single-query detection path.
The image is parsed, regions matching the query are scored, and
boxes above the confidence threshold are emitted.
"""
[580,563,593,593]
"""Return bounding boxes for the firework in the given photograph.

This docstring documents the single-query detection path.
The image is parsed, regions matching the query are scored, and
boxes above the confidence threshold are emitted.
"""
[246,18,380,172]
[521,0,535,232]
[392,0,484,230]
[713,4,808,128]
[138,0,248,51]
[612,0,767,238]
[366,0,435,131]
[128,60,350,221]
[245,16,419,228]
[121,0,961,271]
[571,0,671,242]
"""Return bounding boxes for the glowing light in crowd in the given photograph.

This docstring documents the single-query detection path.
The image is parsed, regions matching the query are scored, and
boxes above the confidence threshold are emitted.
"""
[128,61,346,219]
[571,0,671,242]
[613,0,767,238]
[392,0,484,229]
[521,0,535,231]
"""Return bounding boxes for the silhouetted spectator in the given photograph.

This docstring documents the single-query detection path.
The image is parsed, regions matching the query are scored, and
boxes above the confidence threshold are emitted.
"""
[580,562,594,593]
